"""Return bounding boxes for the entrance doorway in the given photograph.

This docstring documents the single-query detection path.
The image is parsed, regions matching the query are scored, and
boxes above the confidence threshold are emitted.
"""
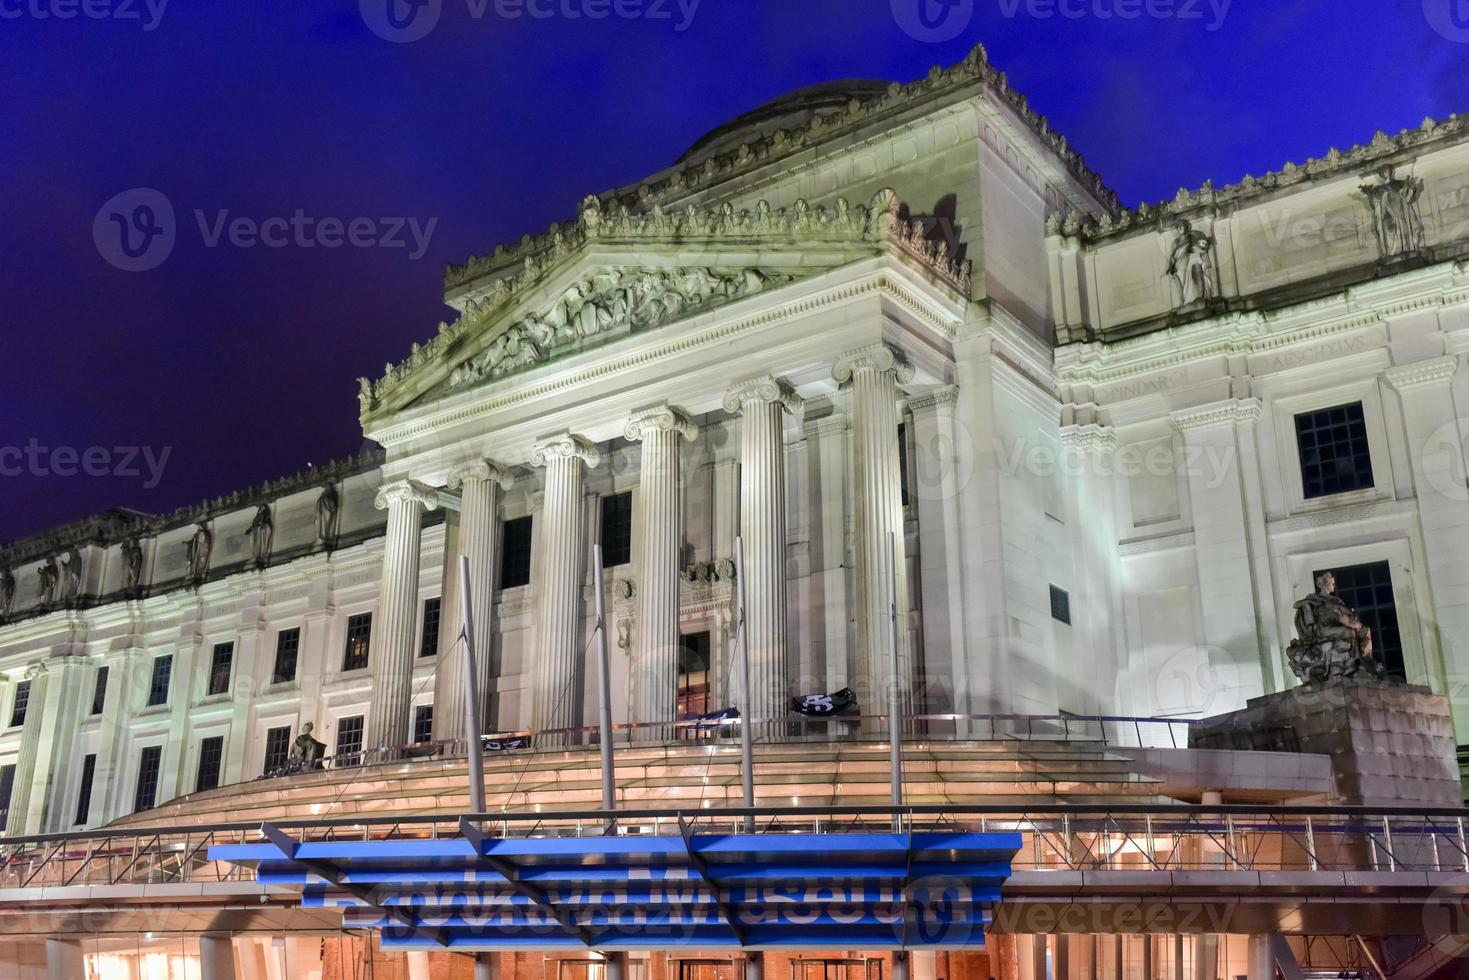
[789,958,884,980]
[676,958,741,980]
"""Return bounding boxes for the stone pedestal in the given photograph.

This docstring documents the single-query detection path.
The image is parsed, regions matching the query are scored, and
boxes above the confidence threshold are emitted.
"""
[1192,678,1462,806]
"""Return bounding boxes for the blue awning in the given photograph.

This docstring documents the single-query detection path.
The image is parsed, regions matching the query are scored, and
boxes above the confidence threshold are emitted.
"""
[210,825,1021,951]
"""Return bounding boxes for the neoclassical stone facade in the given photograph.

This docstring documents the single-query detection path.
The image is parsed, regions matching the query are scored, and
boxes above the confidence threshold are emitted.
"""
[3,44,1469,836]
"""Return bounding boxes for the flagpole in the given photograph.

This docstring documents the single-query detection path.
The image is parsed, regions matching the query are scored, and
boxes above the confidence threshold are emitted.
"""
[594,545,617,826]
[457,554,486,815]
[734,535,754,826]
[886,532,903,832]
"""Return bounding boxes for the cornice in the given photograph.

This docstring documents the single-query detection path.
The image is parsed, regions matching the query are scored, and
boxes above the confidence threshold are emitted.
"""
[904,386,959,414]
[1383,355,1460,391]
[1058,423,1118,455]
[1170,398,1263,431]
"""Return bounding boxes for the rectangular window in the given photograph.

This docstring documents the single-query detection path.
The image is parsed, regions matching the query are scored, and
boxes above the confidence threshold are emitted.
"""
[1316,561,1405,679]
[0,765,15,832]
[600,492,633,568]
[206,642,234,697]
[500,516,533,589]
[1049,585,1072,625]
[342,613,372,672]
[677,632,712,719]
[146,655,173,708]
[335,715,365,763]
[9,680,30,728]
[263,726,292,776]
[133,745,162,813]
[195,736,224,793]
[413,704,434,743]
[74,754,96,826]
[898,421,910,508]
[90,665,108,716]
[1296,402,1374,498]
[272,628,300,684]
[419,597,442,659]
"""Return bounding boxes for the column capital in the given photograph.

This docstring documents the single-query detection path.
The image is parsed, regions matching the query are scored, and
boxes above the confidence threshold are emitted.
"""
[530,432,601,469]
[832,343,916,385]
[723,375,802,416]
[447,458,515,492]
[625,405,698,443]
[374,479,441,512]
[1170,397,1262,432]
[1383,355,1459,392]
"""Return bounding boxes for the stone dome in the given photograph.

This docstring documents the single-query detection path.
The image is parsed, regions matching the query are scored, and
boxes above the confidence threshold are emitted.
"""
[676,78,892,165]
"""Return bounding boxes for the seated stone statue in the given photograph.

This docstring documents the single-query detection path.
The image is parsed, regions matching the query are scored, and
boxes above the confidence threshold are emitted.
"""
[1286,571,1386,683]
[287,722,326,773]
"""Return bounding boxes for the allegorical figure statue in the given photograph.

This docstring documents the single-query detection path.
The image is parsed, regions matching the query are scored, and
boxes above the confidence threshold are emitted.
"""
[1287,571,1387,683]
[316,484,340,546]
[287,722,326,773]
[1166,218,1216,307]
[0,568,15,620]
[36,558,59,608]
[186,521,213,583]
[61,547,83,603]
[121,538,145,594]
[1360,164,1426,259]
[246,504,274,567]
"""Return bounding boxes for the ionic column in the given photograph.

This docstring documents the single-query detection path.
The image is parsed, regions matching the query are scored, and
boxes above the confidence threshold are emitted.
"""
[367,480,439,753]
[723,377,801,722]
[529,434,601,735]
[436,459,515,743]
[833,344,914,717]
[625,406,698,729]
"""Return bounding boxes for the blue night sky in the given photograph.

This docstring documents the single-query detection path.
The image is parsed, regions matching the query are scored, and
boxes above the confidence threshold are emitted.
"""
[1,0,1464,543]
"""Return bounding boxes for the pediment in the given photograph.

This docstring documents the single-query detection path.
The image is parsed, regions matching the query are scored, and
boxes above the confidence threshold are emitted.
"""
[358,188,970,423]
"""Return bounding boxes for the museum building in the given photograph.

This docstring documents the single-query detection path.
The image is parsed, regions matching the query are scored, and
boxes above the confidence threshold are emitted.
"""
[3,43,1469,980]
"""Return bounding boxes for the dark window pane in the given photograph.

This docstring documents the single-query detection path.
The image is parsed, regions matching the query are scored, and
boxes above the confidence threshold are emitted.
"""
[413,704,434,743]
[74,754,96,825]
[677,632,712,719]
[420,597,442,659]
[272,628,300,684]
[1049,585,1072,625]
[600,492,633,568]
[0,765,15,831]
[146,655,173,707]
[1295,402,1374,498]
[9,681,30,728]
[207,642,234,697]
[500,516,533,589]
[898,421,910,508]
[263,726,292,776]
[90,666,108,716]
[134,746,162,813]
[342,613,372,672]
[195,736,224,793]
[335,716,365,764]
[1315,561,1405,679]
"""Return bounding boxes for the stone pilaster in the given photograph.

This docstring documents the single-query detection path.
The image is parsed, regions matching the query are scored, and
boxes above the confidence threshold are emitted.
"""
[529,434,601,735]
[723,377,801,722]
[833,344,914,717]
[366,479,440,753]
[1058,422,1122,716]
[436,459,514,744]
[7,664,48,834]
[625,407,698,729]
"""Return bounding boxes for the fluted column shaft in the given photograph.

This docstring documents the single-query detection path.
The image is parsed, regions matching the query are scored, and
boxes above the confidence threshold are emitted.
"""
[626,407,697,727]
[835,345,913,716]
[367,480,438,752]
[724,378,801,722]
[530,434,601,735]
[436,460,513,743]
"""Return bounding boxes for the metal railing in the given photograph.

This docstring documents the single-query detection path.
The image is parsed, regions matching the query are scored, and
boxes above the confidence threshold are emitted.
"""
[1,803,1466,896]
